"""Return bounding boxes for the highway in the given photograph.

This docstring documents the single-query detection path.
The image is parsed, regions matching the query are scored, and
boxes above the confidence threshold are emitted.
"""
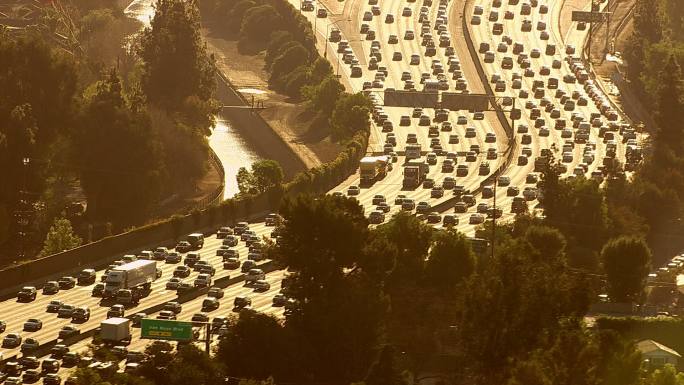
[0,0,639,381]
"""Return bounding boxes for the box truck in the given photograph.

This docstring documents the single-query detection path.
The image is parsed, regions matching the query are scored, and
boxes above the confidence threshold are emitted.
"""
[100,318,131,345]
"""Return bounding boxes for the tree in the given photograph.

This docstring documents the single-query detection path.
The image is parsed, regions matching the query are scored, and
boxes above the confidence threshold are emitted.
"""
[633,0,663,43]
[601,236,652,302]
[235,160,283,196]
[377,212,433,290]
[269,42,310,89]
[524,225,566,262]
[507,326,642,385]
[217,310,301,382]
[40,217,82,256]
[273,194,385,383]
[643,364,684,385]
[655,55,684,151]
[424,229,476,290]
[365,345,407,385]
[459,238,588,381]
[138,0,217,128]
[302,76,344,116]
[72,70,166,224]
[330,93,372,140]
[240,5,283,43]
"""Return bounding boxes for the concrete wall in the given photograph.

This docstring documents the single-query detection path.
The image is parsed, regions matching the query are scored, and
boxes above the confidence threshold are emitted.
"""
[0,193,273,298]
[214,73,307,180]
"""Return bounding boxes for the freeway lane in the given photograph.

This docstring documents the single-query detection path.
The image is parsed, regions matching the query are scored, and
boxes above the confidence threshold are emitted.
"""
[0,222,275,361]
[295,0,516,231]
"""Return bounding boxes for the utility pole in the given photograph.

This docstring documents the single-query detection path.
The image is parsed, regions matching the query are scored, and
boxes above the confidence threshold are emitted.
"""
[204,323,212,352]
[491,177,497,260]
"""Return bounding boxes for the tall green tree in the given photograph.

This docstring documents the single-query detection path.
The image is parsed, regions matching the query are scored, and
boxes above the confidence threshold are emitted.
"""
[72,70,165,224]
[235,160,284,195]
[459,238,588,381]
[330,93,372,140]
[273,194,385,383]
[601,236,652,302]
[655,55,684,151]
[424,229,476,290]
[138,0,217,131]
[40,217,82,256]
[633,0,663,43]
[217,310,301,382]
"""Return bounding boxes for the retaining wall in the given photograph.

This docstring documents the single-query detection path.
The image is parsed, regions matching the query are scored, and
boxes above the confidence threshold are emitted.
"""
[214,73,307,180]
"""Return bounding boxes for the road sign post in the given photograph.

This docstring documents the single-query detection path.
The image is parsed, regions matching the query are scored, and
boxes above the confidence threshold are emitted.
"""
[140,319,193,342]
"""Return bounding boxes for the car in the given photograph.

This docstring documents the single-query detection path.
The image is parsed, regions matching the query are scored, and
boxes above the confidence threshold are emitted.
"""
[5,377,22,385]
[24,318,43,332]
[216,226,233,238]
[21,338,39,353]
[392,52,402,61]
[234,296,252,310]
[469,213,485,224]
[174,265,191,278]
[402,199,416,211]
[253,279,271,292]
[191,312,210,327]
[175,241,192,253]
[431,187,445,198]
[316,8,327,17]
[18,286,37,302]
[223,257,240,270]
[273,293,288,307]
[156,311,176,320]
[22,368,41,382]
[41,358,60,374]
[43,373,61,385]
[404,30,415,40]
[166,277,183,290]
[194,273,212,288]
[92,283,104,297]
[42,281,60,295]
[202,297,220,311]
[347,185,360,196]
[58,325,80,341]
[208,287,225,299]
[19,356,39,370]
[369,210,385,224]
[107,305,125,318]
[72,307,90,322]
[2,332,21,348]
[153,247,169,260]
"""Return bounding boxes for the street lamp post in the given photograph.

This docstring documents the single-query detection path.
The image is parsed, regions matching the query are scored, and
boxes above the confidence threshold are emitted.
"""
[17,157,30,260]
[324,17,351,58]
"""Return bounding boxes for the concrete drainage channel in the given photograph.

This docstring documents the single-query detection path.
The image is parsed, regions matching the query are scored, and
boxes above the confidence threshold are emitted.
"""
[0,260,279,364]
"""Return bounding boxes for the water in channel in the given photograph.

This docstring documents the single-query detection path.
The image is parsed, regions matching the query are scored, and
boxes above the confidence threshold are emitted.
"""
[124,0,259,199]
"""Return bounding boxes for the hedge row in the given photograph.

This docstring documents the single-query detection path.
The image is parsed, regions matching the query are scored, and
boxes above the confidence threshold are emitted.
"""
[596,317,684,354]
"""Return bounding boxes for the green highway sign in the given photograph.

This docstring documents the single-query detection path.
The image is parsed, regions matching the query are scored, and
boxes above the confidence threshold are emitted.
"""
[140,319,193,342]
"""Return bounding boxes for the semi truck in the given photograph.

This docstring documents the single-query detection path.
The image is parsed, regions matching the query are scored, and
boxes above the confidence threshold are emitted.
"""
[402,158,429,188]
[104,260,157,299]
[359,156,391,183]
[100,318,131,345]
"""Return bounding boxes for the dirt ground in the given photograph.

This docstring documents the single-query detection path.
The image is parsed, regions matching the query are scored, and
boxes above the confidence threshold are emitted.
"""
[202,28,343,168]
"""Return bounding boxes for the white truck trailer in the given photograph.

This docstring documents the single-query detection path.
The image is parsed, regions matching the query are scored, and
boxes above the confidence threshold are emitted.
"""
[103,260,157,298]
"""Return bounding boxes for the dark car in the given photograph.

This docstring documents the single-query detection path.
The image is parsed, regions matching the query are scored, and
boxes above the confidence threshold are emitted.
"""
[58,326,80,340]
[92,283,104,297]
[77,269,96,285]
[18,286,37,302]
[223,257,240,270]
[42,281,60,295]
[58,276,76,290]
